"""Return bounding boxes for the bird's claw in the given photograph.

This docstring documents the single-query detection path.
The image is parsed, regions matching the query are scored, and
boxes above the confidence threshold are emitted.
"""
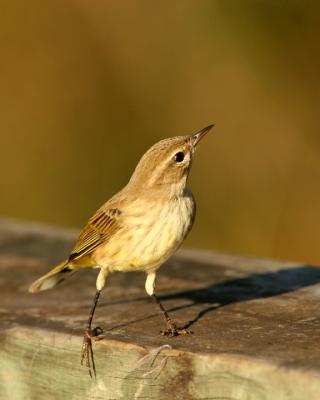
[81,326,103,378]
[92,326,104,337]
[160,325,193,337]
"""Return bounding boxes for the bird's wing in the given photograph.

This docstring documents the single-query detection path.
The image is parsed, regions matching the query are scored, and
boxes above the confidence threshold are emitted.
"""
[68,208,122,262]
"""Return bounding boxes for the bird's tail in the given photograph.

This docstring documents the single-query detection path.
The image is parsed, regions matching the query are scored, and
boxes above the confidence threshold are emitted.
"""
[29,260,74,293]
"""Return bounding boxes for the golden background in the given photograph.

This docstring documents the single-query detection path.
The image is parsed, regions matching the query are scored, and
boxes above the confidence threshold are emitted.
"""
[1,1,320,264]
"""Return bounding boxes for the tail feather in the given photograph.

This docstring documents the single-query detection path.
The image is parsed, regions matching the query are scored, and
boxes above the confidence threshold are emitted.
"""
[29,260,74,293]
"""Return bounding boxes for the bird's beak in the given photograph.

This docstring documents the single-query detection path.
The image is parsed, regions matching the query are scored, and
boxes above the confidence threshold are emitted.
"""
[191,124,214,147]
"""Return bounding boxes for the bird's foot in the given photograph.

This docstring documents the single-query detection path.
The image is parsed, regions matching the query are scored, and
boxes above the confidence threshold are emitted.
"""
[81,326,104,378]
[160,323,193,337]
[92,326,104,338]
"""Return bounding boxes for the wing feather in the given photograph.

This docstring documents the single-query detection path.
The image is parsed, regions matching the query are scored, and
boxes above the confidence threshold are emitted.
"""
[68,208,122,262]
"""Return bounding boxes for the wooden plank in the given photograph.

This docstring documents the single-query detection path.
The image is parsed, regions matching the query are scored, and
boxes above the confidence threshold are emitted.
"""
[1,219,320,399]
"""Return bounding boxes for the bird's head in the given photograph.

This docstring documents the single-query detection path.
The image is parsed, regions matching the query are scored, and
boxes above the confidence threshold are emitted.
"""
[128,124,214,197]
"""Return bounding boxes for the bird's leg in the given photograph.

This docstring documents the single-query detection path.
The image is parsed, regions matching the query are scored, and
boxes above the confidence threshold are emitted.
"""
[81,289,102,378]
[145,272,192,337]
[81,268,108,377]
[152,294,192,337]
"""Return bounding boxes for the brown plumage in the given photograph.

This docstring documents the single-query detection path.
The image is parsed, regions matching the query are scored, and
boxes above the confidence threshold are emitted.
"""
[29,124,214,376]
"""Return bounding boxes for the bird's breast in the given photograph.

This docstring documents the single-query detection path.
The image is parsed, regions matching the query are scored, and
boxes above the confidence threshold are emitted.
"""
[95,193,196,272]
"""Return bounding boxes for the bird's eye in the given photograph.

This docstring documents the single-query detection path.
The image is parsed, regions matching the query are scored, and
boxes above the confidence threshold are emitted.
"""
[173,152,185,163]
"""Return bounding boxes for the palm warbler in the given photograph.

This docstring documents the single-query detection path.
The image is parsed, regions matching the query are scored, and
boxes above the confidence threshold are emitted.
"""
[29,124,213,375]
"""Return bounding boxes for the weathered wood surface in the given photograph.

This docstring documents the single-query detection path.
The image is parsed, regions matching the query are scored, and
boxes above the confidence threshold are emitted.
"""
[1,219,320,400]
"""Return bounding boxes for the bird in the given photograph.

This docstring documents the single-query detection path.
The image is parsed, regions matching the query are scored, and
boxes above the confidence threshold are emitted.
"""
[29,124,214,376]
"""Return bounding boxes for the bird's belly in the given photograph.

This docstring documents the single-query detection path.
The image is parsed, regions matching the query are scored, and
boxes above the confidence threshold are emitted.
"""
[94,197,195,272]
[114,229,180,272]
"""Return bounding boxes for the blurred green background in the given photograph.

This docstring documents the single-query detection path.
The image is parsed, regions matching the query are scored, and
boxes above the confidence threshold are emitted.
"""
[1,1,320,264]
